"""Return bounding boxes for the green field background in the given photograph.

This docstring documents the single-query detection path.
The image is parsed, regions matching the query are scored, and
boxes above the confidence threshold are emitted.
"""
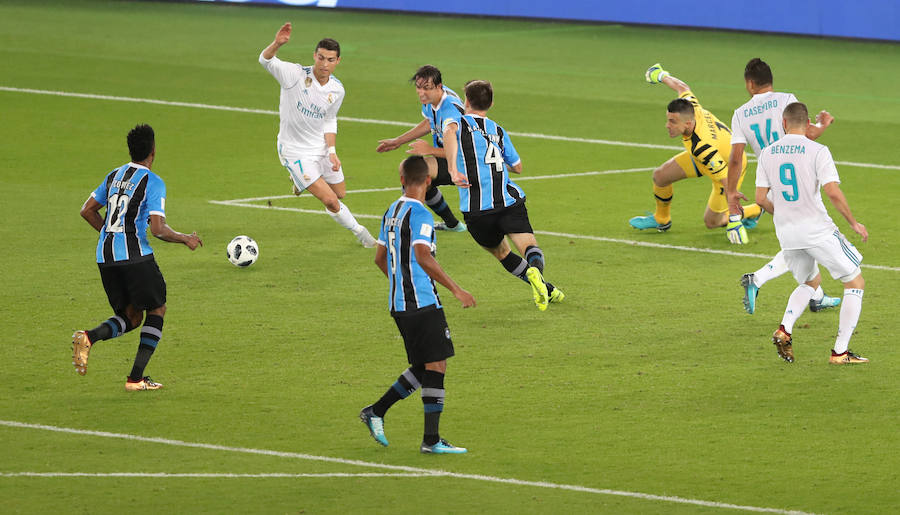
[1,1,898,513]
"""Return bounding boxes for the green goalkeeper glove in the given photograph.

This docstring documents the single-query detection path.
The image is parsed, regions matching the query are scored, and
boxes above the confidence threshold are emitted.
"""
[645,63,670,84]
[726,214,749,244]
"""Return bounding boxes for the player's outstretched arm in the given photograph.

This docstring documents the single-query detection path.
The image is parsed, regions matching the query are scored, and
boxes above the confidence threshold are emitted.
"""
[442,123,469,188]
[414,245,475,308]
[806,110,835,141]
[262,22,291,60]
[376,119,431,152]
[823,182,867,242]
[645,63,690,95]
[150,215,203,250]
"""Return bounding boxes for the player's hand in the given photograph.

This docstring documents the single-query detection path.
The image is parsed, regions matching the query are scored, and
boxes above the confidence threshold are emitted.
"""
[274,23,291,46]
[851,222,868,243]
[405,139,433,156]
[376,138,400,152]
[185,232,203,250]
[815,110,835,128]
[454,288,476,308]
[726,190,747,217]
[726,215,749,245]
[329,152,341,171]
[645,63,670,84]
[450,171,469,188]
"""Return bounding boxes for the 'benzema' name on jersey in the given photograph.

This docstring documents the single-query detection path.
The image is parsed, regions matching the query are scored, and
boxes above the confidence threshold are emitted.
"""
[768,143,807,155]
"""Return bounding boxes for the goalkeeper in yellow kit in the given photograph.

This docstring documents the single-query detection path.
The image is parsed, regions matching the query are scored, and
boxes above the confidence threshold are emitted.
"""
[630,64,762,236]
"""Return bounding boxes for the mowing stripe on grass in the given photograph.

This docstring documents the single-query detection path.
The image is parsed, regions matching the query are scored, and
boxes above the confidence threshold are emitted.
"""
[208,196,900,273]
[1,86,898,171]
[0,419,818,515]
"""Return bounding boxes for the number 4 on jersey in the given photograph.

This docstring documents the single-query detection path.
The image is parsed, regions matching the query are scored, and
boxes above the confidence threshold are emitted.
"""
[484,142,504,171]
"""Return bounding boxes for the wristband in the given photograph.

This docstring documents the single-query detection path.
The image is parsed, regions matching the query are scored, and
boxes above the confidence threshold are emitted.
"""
[728,214,742,223]
[327,146,337,155]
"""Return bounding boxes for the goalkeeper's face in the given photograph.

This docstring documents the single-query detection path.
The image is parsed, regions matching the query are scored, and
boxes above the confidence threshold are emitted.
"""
[665,111,693,138]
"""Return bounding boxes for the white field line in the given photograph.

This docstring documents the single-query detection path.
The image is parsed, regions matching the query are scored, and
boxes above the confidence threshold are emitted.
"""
[1,472,429,479]
[0,420,818,515]
[209,196,900,273]
[1,86,898,171]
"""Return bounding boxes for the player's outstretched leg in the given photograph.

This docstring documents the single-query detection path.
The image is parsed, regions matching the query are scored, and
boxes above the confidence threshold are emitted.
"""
[425,186,465,232]
[72,331,93,375]
[740,273,759,314]
[359,406,389,446]
[772,325,794,363]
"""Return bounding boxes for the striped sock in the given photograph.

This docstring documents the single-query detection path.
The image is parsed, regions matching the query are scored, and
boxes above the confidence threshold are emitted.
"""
[422,369,445,446]
[86,315,132,343]
[129,314,163,381]
[372,365,423,418]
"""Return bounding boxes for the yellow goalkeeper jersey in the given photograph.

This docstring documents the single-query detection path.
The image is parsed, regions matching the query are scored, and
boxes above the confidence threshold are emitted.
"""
[679,91,743,181]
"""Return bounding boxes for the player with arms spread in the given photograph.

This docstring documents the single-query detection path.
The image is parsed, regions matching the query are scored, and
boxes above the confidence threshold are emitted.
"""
[376,65,467,232]
[259,22,375,248]
[443,80,564,312]
[73,124,203,391]
[755,103,868,365]
[630,64,762,234]
[725,58,839,314]
[360,155,475,454]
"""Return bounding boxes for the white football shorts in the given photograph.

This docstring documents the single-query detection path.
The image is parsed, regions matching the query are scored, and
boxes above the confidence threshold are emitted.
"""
[278,146,345,193]
[783,231,863,284]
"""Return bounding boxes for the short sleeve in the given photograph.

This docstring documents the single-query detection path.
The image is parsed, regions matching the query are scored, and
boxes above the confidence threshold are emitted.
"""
[91,170,114,206]
[730,110,747,146]
[815,146,840,186]
[259,53,302,89]
[755,158,771,189]
[146,174,166,217]
[323,86,344,134]
[501,128,520,167]
[377,210,389,247]
[410,205,434,246]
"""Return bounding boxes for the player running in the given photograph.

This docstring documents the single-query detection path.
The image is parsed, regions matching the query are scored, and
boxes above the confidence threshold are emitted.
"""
[443,80,563,311]
[725,58,839,314]
[376,65,467,232]
[630,64,762,234]
[259,22,376,248]
[754,102,868,364]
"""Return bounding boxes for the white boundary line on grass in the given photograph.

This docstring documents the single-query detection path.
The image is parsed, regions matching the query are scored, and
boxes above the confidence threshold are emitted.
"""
[1,472,430,479]
[209,192,900,273]
[0,420,818,515]
[1,86,898,171]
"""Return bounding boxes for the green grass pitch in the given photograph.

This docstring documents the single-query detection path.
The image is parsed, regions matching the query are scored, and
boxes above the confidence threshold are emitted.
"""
[1,1,899,513]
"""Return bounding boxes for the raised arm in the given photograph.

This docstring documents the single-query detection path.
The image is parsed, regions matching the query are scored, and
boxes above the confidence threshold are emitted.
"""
[262,22,291,60]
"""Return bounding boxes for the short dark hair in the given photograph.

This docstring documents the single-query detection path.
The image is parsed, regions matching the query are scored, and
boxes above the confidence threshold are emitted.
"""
[667,98,694,118]
[744,58,773,87]
[782,102,809,128]
[400,155,430,185]
[315,38,340,57]
[410,65,442,87]
[127,124,155,162]
[464,80,493,111]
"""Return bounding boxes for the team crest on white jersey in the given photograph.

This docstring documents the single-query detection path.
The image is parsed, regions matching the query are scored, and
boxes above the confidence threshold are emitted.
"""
[304,77,312,88]
[327,93,335,104]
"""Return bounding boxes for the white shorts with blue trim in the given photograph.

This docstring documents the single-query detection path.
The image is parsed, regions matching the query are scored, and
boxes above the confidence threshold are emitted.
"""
[783,230,863,284]
[278,145,345,193]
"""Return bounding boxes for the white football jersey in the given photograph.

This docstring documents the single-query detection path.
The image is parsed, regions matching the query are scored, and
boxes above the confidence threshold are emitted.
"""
[731,91,798,155]
[755,134,840,250]
[259,53,344,156]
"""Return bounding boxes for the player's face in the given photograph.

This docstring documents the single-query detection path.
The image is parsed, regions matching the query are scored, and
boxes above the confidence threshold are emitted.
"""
[665,111,692,138]
[415,78,443,106]
[313,48,341,79]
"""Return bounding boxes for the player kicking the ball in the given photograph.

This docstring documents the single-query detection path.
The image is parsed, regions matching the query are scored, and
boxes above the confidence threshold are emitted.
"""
[259,23,375,248]
[360,156,475,454]
[754,103,868,365]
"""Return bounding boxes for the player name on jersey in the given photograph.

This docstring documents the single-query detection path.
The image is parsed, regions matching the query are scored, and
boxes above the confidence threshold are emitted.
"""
[768,143,807,155]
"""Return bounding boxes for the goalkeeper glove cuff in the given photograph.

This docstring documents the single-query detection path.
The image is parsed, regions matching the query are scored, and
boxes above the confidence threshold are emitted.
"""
[726,214,749,245]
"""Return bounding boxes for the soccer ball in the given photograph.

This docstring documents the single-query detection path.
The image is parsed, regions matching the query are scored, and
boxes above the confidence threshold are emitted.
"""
[226,235,259,267]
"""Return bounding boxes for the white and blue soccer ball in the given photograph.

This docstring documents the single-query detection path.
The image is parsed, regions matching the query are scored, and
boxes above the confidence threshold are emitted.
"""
[226,235,259,267]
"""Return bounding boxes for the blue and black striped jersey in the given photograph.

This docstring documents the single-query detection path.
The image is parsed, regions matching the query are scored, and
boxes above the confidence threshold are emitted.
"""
[421,86,464,148]
[377,197,442,314]
[449,114,524,215]
[91,163,166,264]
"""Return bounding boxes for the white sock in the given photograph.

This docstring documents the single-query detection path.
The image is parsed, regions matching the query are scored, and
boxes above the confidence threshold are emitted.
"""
[781,284,815,334]
[812,285,825,302]
[327,201,362,232]
[754,251,788,287]
[834,289,864,354]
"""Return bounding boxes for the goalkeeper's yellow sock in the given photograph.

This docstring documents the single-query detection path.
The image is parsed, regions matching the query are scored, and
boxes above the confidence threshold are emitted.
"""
[742,203,762,219]
[653,184,673,224]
